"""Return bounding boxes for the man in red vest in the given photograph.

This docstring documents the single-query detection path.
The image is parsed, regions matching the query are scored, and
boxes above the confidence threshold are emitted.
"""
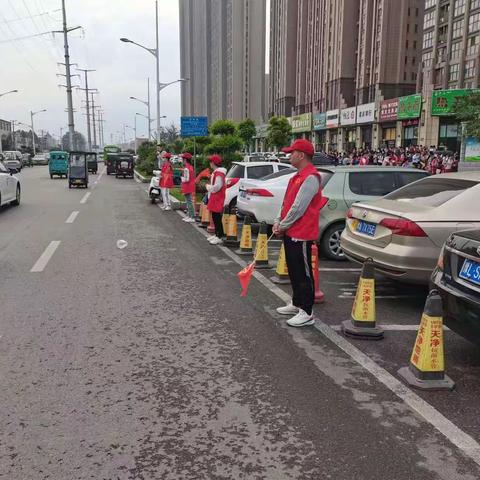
[180,152,196,223]
[273,139,323,327]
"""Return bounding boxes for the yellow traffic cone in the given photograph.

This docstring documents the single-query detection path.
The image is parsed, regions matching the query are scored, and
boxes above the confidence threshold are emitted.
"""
[197,203,204,223]
[222,205,230,234]
[398,290,454,390]
[254,222,271,269]
[224,211,239,247]
[235,215,253,256]
[200,204,210,228]
[342,258,384,340]
[271,243,290,284]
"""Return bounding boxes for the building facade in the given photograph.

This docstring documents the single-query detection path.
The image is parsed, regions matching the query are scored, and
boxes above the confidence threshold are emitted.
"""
[179,0,266,124]
[0,119,12,151]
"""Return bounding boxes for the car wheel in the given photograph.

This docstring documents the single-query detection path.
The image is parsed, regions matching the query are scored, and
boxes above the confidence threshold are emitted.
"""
[50,174,53,179]
[321,223,347,261]
[150,197,156,204]
[12,185,20,206]
[229,198,237,215]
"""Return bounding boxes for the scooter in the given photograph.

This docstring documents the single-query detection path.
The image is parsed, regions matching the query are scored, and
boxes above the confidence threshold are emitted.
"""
[149,170,161,204]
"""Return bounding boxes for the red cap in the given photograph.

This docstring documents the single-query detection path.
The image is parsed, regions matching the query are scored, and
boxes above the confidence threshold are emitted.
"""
[181,152,192,161]
[163,152,172,159]
[208,154,222,166]
[282,139,315,157]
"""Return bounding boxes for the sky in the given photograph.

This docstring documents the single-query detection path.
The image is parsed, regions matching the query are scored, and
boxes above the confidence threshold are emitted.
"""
[0,0,181,144]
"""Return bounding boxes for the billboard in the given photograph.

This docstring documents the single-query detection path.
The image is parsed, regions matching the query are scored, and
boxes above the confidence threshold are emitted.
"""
[290,113,312,133]
[431,89,475,116]
[326,109,339,128]
[340,107,357,126]
[465,137,480,162]
[397,94,422,120]
[181,116,208,137]
[313,113,326,131]
[356,102,376,124]
[379,98,399,122]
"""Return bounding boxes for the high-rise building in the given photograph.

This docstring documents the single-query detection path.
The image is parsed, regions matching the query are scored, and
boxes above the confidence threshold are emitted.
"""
[179,0,266,123]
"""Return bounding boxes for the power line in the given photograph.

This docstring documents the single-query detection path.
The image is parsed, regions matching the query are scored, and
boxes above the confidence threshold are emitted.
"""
[0,9,61,25]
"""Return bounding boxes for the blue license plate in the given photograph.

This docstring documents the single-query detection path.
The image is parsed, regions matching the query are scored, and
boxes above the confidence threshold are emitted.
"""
[356,220,376,236]
[459,258,480,286]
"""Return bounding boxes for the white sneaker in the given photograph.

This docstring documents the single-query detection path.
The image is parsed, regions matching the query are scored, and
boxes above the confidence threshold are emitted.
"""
[160,205,166,210]
[210,237,224,245]
[276,302,299,316]
[287,309,314,327]
[164,206,172,211]
[208,236,219,243]
[185,218,196,223]
[182,217,190,222]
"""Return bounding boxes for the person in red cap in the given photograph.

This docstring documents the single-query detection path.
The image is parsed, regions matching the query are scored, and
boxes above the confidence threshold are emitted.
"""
[273,139,323,327]
[206,154,227,245]
[159,152,174,210]
[180,152,196,222]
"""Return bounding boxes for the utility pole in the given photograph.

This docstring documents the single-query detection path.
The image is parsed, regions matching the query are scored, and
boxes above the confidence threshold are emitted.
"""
[90,92,99,150]
[155,0,160,145]
[77,69,96,151]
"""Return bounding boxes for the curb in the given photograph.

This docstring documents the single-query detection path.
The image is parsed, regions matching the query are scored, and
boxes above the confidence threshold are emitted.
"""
[134,170,151,183]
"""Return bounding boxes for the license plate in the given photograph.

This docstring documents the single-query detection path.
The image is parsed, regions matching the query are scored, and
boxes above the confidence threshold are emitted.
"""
[459,258,480,286]
[355,220,377,236]
[74,179,82,184]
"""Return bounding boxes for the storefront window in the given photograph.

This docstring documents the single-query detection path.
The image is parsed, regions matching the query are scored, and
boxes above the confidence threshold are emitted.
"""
[439,120,461,153]
[403,126,418,146]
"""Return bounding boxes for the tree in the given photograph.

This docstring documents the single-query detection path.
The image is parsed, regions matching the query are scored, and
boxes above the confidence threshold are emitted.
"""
[267,116,292,150]
[160,123,180,144]
[454,92,480,139]
[210,119,237,136]
[237,119,256,151]
[204,134,243,170]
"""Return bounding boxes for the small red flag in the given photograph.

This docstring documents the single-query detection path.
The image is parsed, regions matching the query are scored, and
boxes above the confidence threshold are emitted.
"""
[195,168,211,183]
[237,261,255,297]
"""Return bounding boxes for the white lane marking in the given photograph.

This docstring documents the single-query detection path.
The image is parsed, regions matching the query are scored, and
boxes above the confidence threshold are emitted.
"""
[331,324,450,332]
[175,208,480,468]
[80,192,91,204]
[65,211,79,224]
[30,241,61,273]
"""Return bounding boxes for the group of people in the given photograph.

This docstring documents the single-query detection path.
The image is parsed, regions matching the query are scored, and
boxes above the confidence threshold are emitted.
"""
[328,146,459,174]
[157,139,323,329]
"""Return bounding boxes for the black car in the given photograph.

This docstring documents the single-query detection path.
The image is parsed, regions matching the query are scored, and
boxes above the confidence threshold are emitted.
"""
[431,229,480,344]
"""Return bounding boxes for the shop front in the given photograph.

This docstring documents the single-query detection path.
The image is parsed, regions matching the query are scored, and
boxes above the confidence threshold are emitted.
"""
[356,102,375,149]
[431,89,471,153]
[326,109,340,152]
[379,98,398,149]
[340,106,357,152]
[313,113,326,151]
[397,94,422,147]
[290,113,312,140]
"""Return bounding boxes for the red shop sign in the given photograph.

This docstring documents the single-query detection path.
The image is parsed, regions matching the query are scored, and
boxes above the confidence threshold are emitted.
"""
[379,98,399,122]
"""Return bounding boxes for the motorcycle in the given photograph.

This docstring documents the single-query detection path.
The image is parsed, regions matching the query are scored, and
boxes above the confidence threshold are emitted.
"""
[149,170,162,204]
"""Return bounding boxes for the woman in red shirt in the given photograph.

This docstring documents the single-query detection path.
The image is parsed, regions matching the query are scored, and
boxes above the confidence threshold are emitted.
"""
[206,155,227,245]
[159,153,174,210]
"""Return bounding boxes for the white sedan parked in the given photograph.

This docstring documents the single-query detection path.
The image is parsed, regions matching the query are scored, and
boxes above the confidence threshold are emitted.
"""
[0,160,21,207]
[224,161,291,209]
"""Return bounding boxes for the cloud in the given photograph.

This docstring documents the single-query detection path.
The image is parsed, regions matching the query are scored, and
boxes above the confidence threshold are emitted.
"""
[0,0,181,145]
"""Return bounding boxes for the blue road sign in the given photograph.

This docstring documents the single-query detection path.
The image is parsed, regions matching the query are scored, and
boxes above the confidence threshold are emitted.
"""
[181,116,208,137]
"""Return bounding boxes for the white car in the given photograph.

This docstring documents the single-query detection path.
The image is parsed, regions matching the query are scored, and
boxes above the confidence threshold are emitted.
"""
[0,161,21,207]
[225,161,291,209]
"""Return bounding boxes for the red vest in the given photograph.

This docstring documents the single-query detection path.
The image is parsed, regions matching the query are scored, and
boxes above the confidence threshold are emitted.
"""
[181,163,195,194]
[207,170,226,213]
[280,164,322,241]
[159,161,174,188]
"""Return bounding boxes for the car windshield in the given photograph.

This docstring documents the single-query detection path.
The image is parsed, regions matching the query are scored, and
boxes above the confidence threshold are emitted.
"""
[384,177,478,207]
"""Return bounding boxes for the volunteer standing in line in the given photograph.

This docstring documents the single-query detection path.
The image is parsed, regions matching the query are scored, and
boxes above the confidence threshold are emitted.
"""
[159,152,174,211]
[181,152,196,223]
[206,154,227,245]
[273,139,323,327]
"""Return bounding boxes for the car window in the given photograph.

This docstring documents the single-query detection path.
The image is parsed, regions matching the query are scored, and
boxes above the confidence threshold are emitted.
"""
[0,162,8,173]
[348,172,397,196]
[261,168,295,180]
[384,177,479,207]
[278,165,290,171]
[395,171,428,188]
[248,164,274,179]
[226,164,245,178]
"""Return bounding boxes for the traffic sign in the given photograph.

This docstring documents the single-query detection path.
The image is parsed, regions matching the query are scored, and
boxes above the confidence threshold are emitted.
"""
[181,116,208,137]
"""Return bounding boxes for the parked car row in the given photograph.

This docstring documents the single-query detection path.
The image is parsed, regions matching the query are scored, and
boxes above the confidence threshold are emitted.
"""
[0,160,21,207]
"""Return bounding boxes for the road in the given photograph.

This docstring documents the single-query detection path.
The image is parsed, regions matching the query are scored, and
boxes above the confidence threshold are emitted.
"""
[1,165,480,480]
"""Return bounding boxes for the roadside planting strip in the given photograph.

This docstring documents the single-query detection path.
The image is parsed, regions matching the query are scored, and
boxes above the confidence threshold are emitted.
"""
[30,241,61,273]
[174,207,480,468]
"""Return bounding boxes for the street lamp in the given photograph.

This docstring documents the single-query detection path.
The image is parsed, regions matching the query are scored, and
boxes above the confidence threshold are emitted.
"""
[0,90,18,153]
[130,84,151,140]
[126,122,137,154]
[31,109,47,156]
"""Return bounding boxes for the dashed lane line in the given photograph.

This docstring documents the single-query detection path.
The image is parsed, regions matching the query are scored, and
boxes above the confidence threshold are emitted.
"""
[80,192,91,204]
[65,211,79,224]
[174,208,480,469]
[30,241,61,273]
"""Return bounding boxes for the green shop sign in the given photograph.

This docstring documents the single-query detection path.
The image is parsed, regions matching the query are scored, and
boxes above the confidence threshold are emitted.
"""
[431,89,475,116]
[397,94,422,120]
[290,113,312,133]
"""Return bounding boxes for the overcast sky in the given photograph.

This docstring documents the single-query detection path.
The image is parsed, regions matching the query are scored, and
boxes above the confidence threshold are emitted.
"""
[0,0,181,144]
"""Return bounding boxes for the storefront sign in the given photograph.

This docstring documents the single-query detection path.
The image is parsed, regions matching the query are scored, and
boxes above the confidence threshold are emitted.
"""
[401,119,419,127]
[254,124,268,138]
[290,113,312,133]
[379,98,399,122]
[326,109,339,129]
[356,102,375,124]
[397,94,422,120]
[465,137,480,162]
[340,107,357,126]
[313,113,326,130]
[431,89,475,116]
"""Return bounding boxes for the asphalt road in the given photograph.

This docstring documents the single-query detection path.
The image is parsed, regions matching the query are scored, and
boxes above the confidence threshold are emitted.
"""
[1,166,480,479]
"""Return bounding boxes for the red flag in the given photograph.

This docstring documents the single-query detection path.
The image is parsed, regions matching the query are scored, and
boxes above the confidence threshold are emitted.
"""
[195,168,211,183]
[237,261,255,297]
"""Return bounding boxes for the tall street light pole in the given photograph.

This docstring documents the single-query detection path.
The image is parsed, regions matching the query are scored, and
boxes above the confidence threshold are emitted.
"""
[129,78,152,140]
[0,90,18,153]
[77,69,96,151]
[31,109,47,156]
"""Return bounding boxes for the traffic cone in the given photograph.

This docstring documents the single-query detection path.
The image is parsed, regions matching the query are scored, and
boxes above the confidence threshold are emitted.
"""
[271,243,290,284]
[199,204,210,228]
[207,212,215,234]
[254,222,271,269]
[222,205,230,234]
[196,202,204,223]
[311,243,325,304]
[342,258,384,340]
[224,211,240,247]
[398,290,454,391]
[235,215,253,256]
